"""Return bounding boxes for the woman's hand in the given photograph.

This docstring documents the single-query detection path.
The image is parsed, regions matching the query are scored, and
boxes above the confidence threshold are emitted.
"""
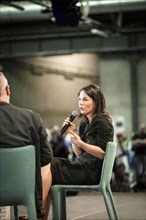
[62,117,77,133]
[69,131,83,156]
[70,131,105,159]
[70,131,81,147]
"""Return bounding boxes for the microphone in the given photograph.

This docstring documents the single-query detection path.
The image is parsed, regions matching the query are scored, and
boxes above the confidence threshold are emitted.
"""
[60,110,78,136]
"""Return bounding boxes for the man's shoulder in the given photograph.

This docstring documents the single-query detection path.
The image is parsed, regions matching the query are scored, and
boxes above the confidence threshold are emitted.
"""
[10,103,40,118]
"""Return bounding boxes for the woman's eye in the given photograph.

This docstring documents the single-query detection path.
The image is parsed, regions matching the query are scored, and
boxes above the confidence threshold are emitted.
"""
[83,98,88,101]
[78,97,89,102]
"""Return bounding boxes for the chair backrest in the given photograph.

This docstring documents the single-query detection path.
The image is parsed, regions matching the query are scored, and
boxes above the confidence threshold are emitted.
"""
[0,145,36,206]
[99,141,117,188]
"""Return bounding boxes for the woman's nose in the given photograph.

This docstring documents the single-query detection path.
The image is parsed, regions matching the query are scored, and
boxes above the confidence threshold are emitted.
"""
[79,99,83,104]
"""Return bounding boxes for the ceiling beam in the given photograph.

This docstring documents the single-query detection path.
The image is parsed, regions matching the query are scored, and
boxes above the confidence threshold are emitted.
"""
[0,32,146,59]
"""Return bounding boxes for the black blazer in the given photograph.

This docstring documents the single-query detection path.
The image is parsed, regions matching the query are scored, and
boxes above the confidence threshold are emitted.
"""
[77,114,114,183]
[0,102,53,211]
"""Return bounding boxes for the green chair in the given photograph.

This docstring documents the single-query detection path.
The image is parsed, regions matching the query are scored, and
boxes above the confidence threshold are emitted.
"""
[0,145,37,220]
[51,141,119,220]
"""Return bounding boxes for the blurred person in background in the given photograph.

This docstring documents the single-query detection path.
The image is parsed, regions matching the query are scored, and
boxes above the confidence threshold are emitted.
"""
[50,125,69,158]
[131,124,146,191]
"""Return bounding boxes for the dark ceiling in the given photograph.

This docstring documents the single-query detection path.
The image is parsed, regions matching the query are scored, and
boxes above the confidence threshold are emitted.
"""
[0,0,146,39]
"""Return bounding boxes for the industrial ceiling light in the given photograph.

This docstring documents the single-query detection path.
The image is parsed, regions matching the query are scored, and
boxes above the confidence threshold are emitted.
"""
[50,0,82,26]
[90,28,109,37]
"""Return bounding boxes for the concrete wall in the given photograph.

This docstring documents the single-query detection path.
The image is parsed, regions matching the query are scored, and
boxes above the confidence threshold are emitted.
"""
[100,55,132,133]
[101,54,146,134]
[137,58,146,127]
[3,52,146,134]
[4,53,100,128]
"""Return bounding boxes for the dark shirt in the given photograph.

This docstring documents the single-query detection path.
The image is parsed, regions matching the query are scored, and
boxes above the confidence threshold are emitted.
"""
[132,131,146,155]
[77,114,114,183]
[0,102,53,210]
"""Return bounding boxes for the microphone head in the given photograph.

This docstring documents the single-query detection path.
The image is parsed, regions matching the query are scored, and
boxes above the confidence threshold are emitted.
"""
[72,110,78,117]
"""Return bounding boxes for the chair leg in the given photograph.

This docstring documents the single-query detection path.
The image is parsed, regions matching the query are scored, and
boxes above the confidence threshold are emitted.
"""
[102,187,119,220]
[51,188,66,220]
[59,190,66,220]
[26,202,37,220]
[14,206,19,220]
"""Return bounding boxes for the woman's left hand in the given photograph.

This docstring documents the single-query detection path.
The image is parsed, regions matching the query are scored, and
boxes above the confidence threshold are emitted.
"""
[70,131,81,147]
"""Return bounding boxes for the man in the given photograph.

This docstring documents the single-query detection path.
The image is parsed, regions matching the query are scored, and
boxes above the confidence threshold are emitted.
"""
[0,72,53,219]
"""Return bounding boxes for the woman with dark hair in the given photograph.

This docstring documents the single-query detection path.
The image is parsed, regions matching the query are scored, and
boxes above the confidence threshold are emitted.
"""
[43,84,114,219]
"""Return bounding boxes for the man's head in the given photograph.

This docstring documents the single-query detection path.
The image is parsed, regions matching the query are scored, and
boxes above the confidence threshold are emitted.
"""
[0,72,10,103]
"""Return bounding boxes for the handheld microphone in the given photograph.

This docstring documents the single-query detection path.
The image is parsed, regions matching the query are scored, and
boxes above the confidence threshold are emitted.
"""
[60,110,78,136]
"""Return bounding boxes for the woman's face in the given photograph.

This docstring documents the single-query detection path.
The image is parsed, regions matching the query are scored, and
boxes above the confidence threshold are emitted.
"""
[78,90,95,120]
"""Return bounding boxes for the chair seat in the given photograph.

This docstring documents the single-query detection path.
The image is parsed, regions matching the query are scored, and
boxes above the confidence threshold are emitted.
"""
[51,183,101,191]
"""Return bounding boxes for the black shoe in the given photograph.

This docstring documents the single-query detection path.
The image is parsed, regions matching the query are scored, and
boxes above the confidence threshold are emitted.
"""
[37,208,46,218]
[19,208,45,219]
[19,216,28,220]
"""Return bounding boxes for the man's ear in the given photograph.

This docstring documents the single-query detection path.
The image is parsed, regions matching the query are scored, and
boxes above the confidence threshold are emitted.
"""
[6,85,10,96]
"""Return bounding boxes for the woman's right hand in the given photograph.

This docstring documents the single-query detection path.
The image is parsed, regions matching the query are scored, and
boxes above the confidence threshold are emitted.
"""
[62,117,77,133]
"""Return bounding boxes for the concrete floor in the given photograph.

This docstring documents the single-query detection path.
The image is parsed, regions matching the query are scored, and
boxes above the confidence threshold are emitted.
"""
[48,191,146,220]
[10,191,146,220]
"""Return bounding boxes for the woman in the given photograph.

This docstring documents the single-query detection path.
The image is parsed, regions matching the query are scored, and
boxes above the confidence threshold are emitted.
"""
[43,84,114,219]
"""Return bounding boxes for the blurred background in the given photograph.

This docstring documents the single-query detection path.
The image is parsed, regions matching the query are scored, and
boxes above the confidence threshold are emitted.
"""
[0,0,146,192]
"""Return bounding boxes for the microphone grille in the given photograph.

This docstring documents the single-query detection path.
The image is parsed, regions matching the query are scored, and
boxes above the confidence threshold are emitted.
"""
[72,110,78,117]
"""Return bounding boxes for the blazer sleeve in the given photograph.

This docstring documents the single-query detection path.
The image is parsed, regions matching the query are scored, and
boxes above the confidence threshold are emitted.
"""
[32,112,53,166]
